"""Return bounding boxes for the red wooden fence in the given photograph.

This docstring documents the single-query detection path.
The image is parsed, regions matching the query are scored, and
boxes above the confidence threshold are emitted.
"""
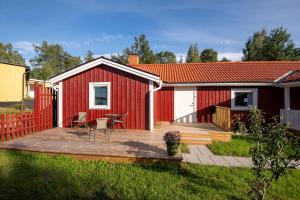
[0,83,54,142]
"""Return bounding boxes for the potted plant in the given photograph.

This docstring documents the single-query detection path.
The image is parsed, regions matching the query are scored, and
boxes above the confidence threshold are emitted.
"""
[163,131,181,156]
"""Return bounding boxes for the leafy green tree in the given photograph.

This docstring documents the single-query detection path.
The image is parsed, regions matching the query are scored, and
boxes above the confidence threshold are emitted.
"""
[262,27,300,60]
[84,50,94,62]
[0,42,25,65]
[247,106,300,200]
[186,44,200,63]
[243,27,300,61]
[111,34,156,64]
[130,34,156,64]
[30,41,81,80]
[111,48,131,65]
[155,51,176,64]
[220,57,231,62]
[200,48,218,62]
[243,29,267,61]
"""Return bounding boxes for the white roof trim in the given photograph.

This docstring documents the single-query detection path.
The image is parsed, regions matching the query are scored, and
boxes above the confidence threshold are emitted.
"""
[273,70,294,83]
[278,81,300,87]
[163,82,273,87]
[49,57,160,84]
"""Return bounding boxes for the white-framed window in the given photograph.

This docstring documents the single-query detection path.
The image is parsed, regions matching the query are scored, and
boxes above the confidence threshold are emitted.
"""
[231,88,258,111]
[89,82,111,109]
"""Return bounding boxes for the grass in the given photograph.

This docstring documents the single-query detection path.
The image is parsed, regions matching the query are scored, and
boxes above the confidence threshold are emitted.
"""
[0,150,299,200]
[208,135,254,157]
[180,143,190,153]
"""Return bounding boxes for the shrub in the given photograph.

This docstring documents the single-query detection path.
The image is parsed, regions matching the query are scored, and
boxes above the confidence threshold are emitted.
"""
[232,114,248,135]
[247,106,300,200]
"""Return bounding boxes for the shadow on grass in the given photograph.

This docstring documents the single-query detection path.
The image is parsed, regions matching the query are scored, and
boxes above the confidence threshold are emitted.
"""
[0,151,115,200]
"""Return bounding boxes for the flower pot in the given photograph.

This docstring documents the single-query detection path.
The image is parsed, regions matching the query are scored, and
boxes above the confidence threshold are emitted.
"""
[166,142,179,156]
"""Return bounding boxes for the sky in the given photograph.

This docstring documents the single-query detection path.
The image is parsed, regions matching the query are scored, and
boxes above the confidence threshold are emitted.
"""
[1,0,300,65]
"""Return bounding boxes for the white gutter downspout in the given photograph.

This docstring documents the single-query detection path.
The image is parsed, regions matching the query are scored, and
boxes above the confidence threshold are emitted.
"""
[149,80,163,131]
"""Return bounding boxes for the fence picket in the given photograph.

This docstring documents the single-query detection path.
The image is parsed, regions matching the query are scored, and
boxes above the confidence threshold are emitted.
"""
[0,84,55,142]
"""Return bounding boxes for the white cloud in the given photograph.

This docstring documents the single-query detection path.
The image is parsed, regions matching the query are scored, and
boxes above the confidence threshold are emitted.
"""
[175,53,186,62]
[14,41,36,54]
[218,52,243,61]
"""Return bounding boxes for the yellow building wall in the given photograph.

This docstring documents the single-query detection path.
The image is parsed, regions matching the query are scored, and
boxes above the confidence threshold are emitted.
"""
[0,63,26,102]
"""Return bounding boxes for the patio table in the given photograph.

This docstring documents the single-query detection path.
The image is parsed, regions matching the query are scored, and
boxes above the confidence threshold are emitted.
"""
[104,113,121,131]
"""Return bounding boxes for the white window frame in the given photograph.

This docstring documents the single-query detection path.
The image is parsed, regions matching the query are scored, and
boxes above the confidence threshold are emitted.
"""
[231,88,258,111]
[89,82,111,109]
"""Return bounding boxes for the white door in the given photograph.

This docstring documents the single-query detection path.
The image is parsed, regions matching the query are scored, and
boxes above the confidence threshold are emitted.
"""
[174,87,197,123]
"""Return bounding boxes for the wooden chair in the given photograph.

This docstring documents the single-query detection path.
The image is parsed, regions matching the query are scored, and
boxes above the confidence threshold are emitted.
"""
[71,112,87,128]
[89,118,110,142]
[112,112,128,132]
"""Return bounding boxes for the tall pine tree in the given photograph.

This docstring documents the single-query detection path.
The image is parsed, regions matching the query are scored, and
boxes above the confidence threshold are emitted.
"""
[186,44,200,63]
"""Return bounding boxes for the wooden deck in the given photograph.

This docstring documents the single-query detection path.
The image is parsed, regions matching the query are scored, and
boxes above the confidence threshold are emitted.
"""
[0,128,182,164]
[0,123,229,164]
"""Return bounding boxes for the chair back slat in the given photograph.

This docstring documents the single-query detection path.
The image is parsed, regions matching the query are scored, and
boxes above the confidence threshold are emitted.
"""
[78,112,87,121]
[96,118,108,129]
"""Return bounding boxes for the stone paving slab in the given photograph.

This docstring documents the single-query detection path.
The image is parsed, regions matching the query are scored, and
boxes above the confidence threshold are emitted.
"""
[197,155,214,165]
[210,156,230,166]
[183,145,300,169]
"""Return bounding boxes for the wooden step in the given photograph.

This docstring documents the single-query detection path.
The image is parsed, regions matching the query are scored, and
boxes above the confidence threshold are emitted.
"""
[181,133,211,138]
[181,137,212,145]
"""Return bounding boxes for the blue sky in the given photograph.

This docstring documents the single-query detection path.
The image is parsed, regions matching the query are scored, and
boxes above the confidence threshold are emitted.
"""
[1,0,300,65]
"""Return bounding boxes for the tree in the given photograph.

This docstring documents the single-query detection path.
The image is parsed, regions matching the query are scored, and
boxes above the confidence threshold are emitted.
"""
[247,106,300,200]
[220,57,231,62]
[84,50,94,62]
[262,27,300,61]
[111,34,156,64]
[0,42,25,65]
[243,27,300,61]
[243,29,267,61]
[186,44,200,63]
[30,41,81,80]
[130,34,156,64]
[155,51,177,64]
[200,48,218,62]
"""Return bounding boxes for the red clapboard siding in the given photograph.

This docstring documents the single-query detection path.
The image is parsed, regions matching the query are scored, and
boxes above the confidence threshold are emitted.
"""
[197,87,231,123]
[154,87,174,125]
[291,87,300,110]
[196,86,284,123]
[62,64,149,129]
[257,87,284,119]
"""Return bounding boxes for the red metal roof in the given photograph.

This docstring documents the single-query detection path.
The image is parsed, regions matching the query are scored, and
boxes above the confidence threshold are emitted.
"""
[132,61,300,83]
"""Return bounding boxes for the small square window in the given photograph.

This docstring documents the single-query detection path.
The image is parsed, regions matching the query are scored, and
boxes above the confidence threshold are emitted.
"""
[231,89,257,110]
[89,82,111,109]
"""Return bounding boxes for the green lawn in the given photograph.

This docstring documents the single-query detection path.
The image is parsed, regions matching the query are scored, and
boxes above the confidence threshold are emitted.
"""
[0,151,299,200]
[208,135,254,157]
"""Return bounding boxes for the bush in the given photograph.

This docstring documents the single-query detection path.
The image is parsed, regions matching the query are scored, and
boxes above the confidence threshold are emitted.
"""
[247,106,300,200]
[232,114,248,135]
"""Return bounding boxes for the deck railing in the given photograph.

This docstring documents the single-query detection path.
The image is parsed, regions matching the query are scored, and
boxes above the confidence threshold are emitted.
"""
[212,106,231,131]
[280,109,300,131]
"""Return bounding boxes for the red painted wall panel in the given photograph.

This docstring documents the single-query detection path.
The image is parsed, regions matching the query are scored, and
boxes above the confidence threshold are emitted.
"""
[154,87,174,125]
[291,87,300,110]
[197,87,231,123]
[196,86,284,123]
[62,64,149,129]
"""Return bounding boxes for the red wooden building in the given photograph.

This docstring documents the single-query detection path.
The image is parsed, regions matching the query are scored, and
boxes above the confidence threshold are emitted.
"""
[49,55,300,131]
